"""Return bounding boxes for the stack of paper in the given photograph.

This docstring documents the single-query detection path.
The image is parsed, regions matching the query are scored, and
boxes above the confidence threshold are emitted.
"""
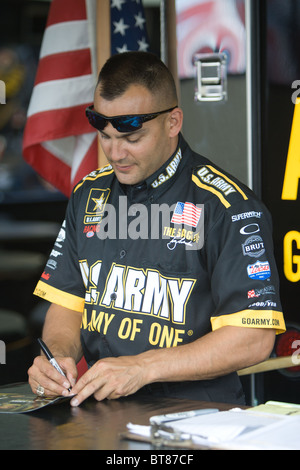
[251,400,300,416]
[127,407,300,450]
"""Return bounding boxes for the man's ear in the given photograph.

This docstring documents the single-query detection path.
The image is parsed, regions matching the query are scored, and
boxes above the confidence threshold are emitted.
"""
[168,107,183,137]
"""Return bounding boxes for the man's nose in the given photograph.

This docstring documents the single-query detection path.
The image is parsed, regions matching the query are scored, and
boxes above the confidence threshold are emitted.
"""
[107,137,128,162]
[110,140,123,160]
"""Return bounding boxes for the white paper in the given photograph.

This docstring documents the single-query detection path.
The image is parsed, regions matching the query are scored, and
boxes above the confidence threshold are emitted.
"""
[127,423,151,438]
[126,408,300,449]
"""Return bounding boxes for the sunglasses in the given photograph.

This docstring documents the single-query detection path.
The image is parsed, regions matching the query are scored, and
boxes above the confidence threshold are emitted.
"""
[85,105,177,133]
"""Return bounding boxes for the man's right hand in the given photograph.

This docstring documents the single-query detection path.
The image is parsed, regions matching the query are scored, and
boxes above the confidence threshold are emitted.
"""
[28,355,77,398]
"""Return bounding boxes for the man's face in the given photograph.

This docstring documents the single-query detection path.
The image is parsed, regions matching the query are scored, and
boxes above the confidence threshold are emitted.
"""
[94,84,178,185]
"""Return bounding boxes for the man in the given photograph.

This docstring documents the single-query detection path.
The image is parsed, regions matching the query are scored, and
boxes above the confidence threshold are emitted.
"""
[28,52,285,406]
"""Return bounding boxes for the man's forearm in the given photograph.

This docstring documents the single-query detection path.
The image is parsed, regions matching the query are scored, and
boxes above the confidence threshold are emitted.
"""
[41,303,83,363]
[139,326,276,385]
[69,325,276,406]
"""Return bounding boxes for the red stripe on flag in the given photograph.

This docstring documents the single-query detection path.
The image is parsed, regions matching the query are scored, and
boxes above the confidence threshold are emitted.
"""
[24,144,73,195]
[74,137,98,187]
[46,0,87,27]
[23,134,98,197]
[34,49,92,85]
[23,104,92,146]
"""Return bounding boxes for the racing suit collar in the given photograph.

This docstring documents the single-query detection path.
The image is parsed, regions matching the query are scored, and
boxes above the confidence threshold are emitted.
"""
[120,134,188,203]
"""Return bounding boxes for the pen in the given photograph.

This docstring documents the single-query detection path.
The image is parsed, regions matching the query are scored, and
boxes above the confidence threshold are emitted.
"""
[150,408,218,425]
[37,338,71,390]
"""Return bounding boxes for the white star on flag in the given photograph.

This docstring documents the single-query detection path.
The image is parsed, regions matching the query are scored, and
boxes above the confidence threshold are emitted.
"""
[137,38,149,52]
[111,0,150,55]
[111,0,126,11]
[135,11,146,29]
[113,18,130,36]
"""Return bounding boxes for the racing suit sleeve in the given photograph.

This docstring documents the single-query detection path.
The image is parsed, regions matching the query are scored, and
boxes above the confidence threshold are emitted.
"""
[206,199,286,335]
[33,191,85,313]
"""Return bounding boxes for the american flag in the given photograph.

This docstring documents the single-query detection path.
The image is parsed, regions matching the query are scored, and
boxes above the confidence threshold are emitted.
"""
[171,202,202,228]
[111,0,149,54]
[22,0,149,197]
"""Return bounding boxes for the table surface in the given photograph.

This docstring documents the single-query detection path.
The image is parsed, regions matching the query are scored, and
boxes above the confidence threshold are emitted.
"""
[0,384,238,450]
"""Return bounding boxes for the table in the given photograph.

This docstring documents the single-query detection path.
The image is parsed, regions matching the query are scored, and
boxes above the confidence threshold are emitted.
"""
[0,385,238,450]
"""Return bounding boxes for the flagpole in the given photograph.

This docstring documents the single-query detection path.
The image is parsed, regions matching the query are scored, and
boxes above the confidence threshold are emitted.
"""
[162,0,180,103]
[96,0,111,168]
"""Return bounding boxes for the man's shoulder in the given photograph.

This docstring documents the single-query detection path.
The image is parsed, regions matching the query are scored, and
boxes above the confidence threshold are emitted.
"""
[190,157,256,210]
[72,164,115,194]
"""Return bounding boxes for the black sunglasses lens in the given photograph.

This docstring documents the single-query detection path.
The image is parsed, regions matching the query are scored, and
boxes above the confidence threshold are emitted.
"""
[86,109,139,132]
[86,108,107,130]
[86,106,164,132]
[113,116,143,132]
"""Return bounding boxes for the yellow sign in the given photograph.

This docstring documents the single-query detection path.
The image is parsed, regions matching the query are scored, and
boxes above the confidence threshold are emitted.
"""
[282,97,300,200]
[283,231,300,283]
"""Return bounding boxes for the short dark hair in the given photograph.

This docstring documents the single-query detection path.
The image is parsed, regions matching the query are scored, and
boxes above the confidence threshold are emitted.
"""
[97,51,178,105]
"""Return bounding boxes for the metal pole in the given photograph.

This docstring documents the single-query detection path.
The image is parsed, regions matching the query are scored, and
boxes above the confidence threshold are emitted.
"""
[160,0,167,63]
[245,0,254,191]
[245,0,263,196]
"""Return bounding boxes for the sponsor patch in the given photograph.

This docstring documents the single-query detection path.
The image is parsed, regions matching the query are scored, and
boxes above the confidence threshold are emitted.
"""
[248,289,260,298]
[83,224,100,238]
[231,211,263,222]
[84,188,111,224]
[247,261,271,280]
[240,223,260,235]
[41,271,51,280]
[46,259,58,270]
[248,300,277,309]
[248,285,276,298]
[242,235,265,258]
[54,221,66,248]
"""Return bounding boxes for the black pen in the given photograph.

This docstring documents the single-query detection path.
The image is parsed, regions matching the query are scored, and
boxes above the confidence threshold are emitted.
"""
[38,338,72,390]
